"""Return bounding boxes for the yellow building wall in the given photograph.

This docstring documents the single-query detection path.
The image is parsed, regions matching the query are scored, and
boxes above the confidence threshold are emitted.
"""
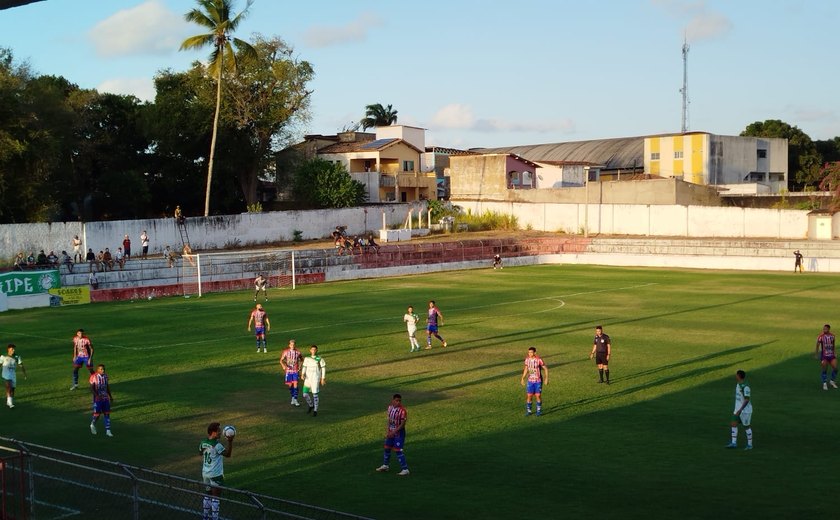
[649,138,660,175]
[691,134,704,183]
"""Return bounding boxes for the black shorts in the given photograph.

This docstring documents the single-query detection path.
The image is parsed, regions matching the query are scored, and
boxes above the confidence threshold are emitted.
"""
[595,352,609,365]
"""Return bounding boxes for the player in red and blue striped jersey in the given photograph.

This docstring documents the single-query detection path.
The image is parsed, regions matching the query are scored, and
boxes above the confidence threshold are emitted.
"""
[71,329,94,390]
[424,300,447,349]
[375,394,409,476]
[816,324,837,390]
[89,364,113,437]
[280,340,302,406]
[247,304,271,353]
[520,347,549,416]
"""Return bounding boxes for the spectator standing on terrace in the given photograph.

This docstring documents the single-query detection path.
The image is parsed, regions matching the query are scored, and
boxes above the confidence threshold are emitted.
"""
[89,272,99,290]
[72,234,83,263]
[122,235,131,261]
[140,230,150,259]
[175,205,185,225]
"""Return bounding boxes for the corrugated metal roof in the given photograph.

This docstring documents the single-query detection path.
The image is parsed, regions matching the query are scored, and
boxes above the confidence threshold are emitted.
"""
[474,136,645,170]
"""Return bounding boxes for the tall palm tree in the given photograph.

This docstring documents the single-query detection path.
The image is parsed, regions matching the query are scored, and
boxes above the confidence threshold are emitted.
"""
[360,103,398,130]
[180,0,257,216]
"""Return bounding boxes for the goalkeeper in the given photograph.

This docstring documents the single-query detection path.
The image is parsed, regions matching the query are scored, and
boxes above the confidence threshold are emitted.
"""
[254,274,268,302]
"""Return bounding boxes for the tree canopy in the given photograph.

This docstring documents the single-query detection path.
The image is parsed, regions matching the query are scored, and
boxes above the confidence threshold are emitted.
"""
[292,158,367,208]
[360,103,398,130]
[741,119,822,189]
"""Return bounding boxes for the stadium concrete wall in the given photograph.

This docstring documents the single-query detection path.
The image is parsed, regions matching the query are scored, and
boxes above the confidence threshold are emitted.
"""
[0,205,410,263]
[457,201,809,239]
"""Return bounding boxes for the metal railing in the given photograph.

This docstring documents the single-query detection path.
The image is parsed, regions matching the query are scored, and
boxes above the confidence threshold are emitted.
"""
[0,438,374,520]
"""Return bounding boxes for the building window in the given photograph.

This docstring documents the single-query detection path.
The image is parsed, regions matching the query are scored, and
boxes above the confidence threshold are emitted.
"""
[402,160,414,172]
[745,172,765,182]
[650,152,660,160]
[674,151,683,159]
[757,149,767,159]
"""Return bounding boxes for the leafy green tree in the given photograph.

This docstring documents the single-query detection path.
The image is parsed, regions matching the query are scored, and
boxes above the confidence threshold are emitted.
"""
[221,35,314,206]
[360,103,398,130]
[815,137,840,165]
[180,0,257,216]
[741,119,822,190]
[292,158,366,208]
[818,161,840,211]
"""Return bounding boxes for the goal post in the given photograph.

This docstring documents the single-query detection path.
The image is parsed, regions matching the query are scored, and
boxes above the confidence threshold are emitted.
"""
[181,250,296,298]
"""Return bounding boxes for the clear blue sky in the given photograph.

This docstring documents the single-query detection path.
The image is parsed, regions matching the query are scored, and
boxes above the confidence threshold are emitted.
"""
[4,0,839,149]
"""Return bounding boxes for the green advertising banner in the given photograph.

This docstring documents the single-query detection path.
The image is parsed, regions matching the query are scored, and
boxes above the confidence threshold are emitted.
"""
[0,270,61,296]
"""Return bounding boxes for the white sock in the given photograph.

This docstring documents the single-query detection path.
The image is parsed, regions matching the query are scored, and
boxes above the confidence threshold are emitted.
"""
[745,428,753,446]
[313,394,320,412]
[730,426,738,444]
[211,498,220,520]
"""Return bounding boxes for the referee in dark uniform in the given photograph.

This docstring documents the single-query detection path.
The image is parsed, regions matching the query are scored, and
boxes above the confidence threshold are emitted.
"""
[589,325,612,384]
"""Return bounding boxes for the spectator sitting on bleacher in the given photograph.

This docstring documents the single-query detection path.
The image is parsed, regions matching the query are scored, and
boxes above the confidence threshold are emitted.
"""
[102,248,114,271]
[47,251,59,268]
[366,234,380,254]
[96,250,106,272]
[13,252,25,271]
[115,247,125,270]
[164,246,176,268]
[86,248,97,272]
[36,250,48,268]
[60,251,74,273]
[26,252,36,268]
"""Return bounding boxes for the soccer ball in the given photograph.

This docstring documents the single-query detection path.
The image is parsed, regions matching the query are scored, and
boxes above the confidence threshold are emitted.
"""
[222,425,236,439]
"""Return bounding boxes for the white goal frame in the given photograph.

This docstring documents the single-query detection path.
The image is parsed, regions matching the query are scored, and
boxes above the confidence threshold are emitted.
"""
[181,250,296,298]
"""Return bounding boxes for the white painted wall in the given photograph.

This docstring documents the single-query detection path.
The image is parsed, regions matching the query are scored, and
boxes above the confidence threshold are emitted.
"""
[455,200,809,239]
[1,205,411,262]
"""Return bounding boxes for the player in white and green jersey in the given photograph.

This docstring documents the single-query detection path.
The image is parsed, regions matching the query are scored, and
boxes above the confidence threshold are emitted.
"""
[725,370,753,450]
[200,422,233,520]
[301,345,326,416]
[1,344,27,408]
[404,306,421,352]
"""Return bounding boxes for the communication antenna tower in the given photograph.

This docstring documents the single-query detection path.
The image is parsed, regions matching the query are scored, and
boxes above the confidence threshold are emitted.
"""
[680,38,690,133]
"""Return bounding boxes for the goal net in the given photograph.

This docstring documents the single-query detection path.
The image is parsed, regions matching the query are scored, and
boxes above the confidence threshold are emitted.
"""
[181,250,296,297]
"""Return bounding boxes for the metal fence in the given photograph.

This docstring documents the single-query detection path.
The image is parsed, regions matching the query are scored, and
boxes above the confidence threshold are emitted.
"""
[0,438,374,520]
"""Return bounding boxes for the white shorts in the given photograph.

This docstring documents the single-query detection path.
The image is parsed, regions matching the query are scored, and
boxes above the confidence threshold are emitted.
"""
[2,375,15,388]
[407,327,417,337]
[735,411,752,427]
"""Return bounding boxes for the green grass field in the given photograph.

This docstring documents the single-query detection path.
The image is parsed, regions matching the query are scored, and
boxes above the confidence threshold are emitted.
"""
[2,264,839,519]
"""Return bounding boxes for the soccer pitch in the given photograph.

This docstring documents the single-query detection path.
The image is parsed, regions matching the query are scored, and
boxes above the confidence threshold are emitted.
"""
[2,264,838,519]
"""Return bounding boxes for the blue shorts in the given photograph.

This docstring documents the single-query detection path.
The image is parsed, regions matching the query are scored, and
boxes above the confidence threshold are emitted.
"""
[526,381,542,395]
[427,325,439,334]
[74,356,91,368]
[255,327,265,336]
[285,373,299,385]
[93,400,111,414]
[384,430,405,451]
